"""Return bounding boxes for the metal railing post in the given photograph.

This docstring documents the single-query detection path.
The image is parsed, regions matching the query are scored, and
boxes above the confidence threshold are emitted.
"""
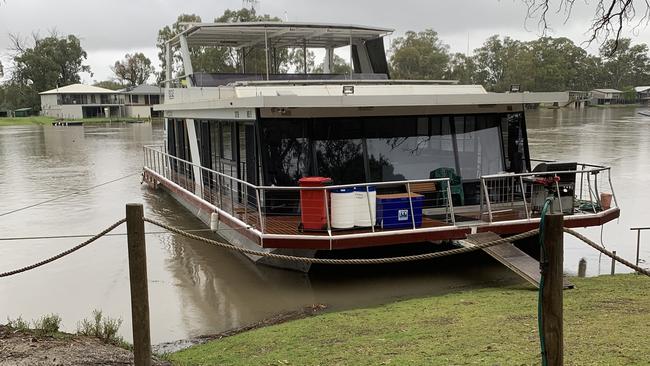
[519,176,530,219]
[579,164,585,201]
[446,179,456,226]
[323,188,333,249]
[607,169,619,208]
[554,175,564,214]
[365,185,375,232]
[406,183,416,229]
[482,178,493,222]
[256,188,264,244]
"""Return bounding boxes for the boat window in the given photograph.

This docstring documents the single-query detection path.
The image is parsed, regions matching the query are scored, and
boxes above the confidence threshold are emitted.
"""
[221,122,233,161]
[366,116,456,182]
[454,115,504,179]
[209,121,220,171]
[504,113,528,173]
[313,118,365,184]
[260,119,311,186]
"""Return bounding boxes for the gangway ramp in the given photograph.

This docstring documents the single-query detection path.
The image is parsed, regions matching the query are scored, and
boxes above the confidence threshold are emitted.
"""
[464,232,574,289]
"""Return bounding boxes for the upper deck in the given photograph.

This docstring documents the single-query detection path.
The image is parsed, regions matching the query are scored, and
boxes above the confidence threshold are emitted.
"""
[158,21,569,112]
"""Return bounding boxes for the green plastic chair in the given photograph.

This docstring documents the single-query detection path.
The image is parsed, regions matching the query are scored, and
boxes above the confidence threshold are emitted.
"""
[430,167,465,206]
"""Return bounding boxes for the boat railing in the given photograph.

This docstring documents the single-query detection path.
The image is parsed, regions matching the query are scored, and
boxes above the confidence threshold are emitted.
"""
[479,163,617,223]
[143,145,458,241]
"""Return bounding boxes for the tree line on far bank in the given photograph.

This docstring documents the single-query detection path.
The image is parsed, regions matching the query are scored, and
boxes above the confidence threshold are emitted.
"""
[2,7,650,112]
[397,30,650,94]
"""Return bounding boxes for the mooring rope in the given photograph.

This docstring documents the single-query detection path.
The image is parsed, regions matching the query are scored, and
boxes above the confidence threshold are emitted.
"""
[143,217,540,265]
[564,228,650,277]
[1,216,649,277]
[0,219,126,278]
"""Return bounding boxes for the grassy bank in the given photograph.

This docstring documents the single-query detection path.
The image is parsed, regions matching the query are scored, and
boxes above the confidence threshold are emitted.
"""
[168,274,650,365]
[0,116,149,126]
[0,116,56,126]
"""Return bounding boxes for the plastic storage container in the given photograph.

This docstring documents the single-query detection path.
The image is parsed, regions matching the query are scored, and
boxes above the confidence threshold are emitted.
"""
[353,186,376,227]
[376,193,424,229]
[330,187,355,229]
[298,177,332,231]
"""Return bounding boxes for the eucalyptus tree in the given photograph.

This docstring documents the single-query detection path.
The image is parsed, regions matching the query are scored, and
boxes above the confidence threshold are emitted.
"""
[389,29,450,80]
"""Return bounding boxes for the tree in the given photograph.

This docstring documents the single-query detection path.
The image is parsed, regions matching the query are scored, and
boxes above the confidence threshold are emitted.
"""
[390,29,450,80]
[472,35,534,91]
[446,53,477,84]
[314,54,352,74]
[10,32,90,109]
[0,61,3,78]
[524,0,649,50]
[288,48,316,73]
[156,9,290,81]
[93,80,125,90]
[527,37,592,91]
[599,38,650,88]
[156,13,203,79]
[112,53,154,86]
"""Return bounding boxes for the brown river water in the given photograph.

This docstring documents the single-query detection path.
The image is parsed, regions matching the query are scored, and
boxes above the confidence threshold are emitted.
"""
[0,107,648,345]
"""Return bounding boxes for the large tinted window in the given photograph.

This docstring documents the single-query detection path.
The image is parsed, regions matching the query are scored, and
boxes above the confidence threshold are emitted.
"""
[260,119,311,186]
[454,115,504,179]
[259,113,519,189]
[366,116,456,181]
[312,118,365,184]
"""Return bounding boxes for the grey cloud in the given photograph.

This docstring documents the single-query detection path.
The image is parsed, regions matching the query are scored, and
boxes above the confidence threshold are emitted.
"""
[1,0,649,81]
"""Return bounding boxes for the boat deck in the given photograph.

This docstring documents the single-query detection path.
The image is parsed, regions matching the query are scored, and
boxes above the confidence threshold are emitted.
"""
[144,156,620,251]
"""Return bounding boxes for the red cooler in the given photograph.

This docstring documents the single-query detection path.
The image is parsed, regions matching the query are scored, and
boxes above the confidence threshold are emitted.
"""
[298,177,332,231]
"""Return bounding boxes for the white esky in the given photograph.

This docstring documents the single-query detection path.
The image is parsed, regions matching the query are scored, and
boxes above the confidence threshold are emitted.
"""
[1,0,650,83]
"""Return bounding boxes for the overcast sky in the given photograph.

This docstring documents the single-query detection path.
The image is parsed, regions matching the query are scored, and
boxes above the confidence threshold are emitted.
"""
[1,0,649,83]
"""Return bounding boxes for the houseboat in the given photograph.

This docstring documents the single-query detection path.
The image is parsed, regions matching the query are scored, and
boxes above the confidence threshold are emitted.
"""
[143,22,619,271]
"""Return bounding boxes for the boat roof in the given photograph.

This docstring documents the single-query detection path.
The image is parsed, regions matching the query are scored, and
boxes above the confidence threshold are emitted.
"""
[592,88,622,93]
[171,22,394,48]
[40,84,118,95]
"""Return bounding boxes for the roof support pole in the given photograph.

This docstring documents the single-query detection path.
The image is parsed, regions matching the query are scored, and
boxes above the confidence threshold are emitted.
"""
[349,34,354,78]
[324,47,333,74]
[178,35,194,87]
[303,42,307,74]
[165,43,172,88]
[264,28,270,81]
[353,40,373,73]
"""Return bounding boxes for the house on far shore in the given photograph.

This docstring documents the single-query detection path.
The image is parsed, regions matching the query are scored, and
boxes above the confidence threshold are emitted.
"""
[13,107,33,117]
[120,85,164,119]
[635,86,650,105]
[589,89,623,105]
[40,84,124,119]
[39,83,164,119]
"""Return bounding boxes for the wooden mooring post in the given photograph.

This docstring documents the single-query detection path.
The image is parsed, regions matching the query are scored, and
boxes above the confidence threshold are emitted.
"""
[578,258,587,278]
[126,203,152,366]
[542,213,564,366]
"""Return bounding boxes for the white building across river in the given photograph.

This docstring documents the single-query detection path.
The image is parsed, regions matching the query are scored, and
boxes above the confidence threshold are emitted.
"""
[40,83,163,119]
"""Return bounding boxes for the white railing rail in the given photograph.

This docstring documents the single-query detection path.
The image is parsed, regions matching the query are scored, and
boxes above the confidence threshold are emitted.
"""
[143,145,456,240]
[479,163,617,223]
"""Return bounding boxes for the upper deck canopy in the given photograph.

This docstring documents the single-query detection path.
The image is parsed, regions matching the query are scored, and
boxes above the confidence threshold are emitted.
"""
[170,22,394,49]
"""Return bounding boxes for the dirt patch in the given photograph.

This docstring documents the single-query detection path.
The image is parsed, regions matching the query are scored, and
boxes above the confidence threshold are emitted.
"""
[154,304,328,354]
[0,325,169,366]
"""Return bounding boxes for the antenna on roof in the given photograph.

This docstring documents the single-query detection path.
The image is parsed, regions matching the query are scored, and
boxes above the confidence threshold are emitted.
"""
[242,0,259,12]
